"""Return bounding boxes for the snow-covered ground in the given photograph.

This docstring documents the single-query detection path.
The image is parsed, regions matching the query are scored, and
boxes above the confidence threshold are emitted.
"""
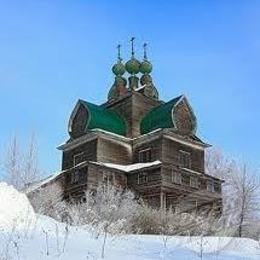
[0,182,259,260]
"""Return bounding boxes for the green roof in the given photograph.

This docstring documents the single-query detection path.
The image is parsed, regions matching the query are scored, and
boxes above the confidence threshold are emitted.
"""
[78,100,126,136]
[140,95,183,134]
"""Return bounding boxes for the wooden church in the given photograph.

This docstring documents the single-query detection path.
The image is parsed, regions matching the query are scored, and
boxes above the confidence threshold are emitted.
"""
[29,39,223,213]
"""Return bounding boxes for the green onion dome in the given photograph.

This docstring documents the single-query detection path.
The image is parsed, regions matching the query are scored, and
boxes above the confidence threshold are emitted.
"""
[140,60,152,74]
[125,57,140,75]
[112,60,126,76]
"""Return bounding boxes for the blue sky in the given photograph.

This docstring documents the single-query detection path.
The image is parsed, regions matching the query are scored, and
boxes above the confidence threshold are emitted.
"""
[0,0,259,175]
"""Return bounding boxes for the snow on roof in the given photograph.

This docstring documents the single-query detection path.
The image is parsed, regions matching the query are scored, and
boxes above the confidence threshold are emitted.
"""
[181,167,202,176]
[90,160,162,172]
[135,85,145,92]
[25,171,64,194]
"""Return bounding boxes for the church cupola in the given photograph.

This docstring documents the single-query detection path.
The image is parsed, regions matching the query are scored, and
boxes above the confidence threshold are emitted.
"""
[139,43,159,100]
[140,43,152,74]
[125,37,140,90]
[108,44,128,101]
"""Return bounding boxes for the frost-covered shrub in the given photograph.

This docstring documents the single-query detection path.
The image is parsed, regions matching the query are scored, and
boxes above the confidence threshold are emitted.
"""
[30,181,231,239]
[65,184,141,258]
[66,183,139,232]
[131,204,161,234]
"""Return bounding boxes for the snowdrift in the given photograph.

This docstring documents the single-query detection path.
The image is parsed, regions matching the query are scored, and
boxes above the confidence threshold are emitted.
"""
[0,182,36,231]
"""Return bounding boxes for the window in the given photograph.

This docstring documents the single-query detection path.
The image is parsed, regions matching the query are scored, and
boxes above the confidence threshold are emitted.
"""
[103,172,114,185]
[70,169,86,185]
[139,149,152,163]
[214,182,221,193]
[73,152,85,166]
[190,176,198,188]
[179,150,191,168]
[207,181,215,192]
[172,171,182,184]
[138,172,148,184]
[71,170,80,184]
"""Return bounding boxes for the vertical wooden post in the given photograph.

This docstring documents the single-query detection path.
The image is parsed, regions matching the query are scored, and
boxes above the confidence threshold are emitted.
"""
[160,191,166,211]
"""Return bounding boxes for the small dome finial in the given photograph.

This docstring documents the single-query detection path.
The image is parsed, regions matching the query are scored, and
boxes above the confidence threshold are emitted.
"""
[143,43,148,60]
[117,44,122,61]
[140,42,152,74]
[125,37,140,76]
[112,44,126,76]
[131,37,135,58]
[109,44,127,101]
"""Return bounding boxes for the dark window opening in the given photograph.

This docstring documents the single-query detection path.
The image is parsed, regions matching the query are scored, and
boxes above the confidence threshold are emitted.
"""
[103,172,114,185]
[71,170,80,184]
[207,181,215,192]
[138,172,148,184]
[70,169,85,184]
[214,183,221,193]
[139,149,152,163]
[179,150,191,168]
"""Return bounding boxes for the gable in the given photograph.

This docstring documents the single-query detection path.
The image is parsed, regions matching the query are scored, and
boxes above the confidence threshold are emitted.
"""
[140,95,197,135]
[68,100,126,138]
[70,104,88,138]
[172,96,197,135]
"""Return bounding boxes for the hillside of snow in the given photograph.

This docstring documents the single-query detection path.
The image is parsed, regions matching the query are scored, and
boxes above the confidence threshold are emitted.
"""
[0,182,259,260]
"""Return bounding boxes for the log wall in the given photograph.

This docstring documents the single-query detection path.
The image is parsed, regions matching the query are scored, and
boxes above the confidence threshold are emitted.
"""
[106,92,161,138]
[162,137,204,173]
[62,139,97,170]
[97,138,131,164]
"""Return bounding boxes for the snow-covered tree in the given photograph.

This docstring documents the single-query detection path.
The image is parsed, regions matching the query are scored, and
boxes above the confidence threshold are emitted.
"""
[3,136,22,189]
[206,148,260,238]
[21,133,40,187]
[230,164,260,237]
[2,134,41,190]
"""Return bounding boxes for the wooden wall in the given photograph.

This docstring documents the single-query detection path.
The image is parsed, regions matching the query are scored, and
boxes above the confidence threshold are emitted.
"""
[64,166,88,200]
[87,164,127,189]
[131,93,161,138]
[106,92,161,138]
[162,137,205,173]
[132,138,162,163]
[62,139,98,170]
[127,167,162,194]
[97,137,132,164]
